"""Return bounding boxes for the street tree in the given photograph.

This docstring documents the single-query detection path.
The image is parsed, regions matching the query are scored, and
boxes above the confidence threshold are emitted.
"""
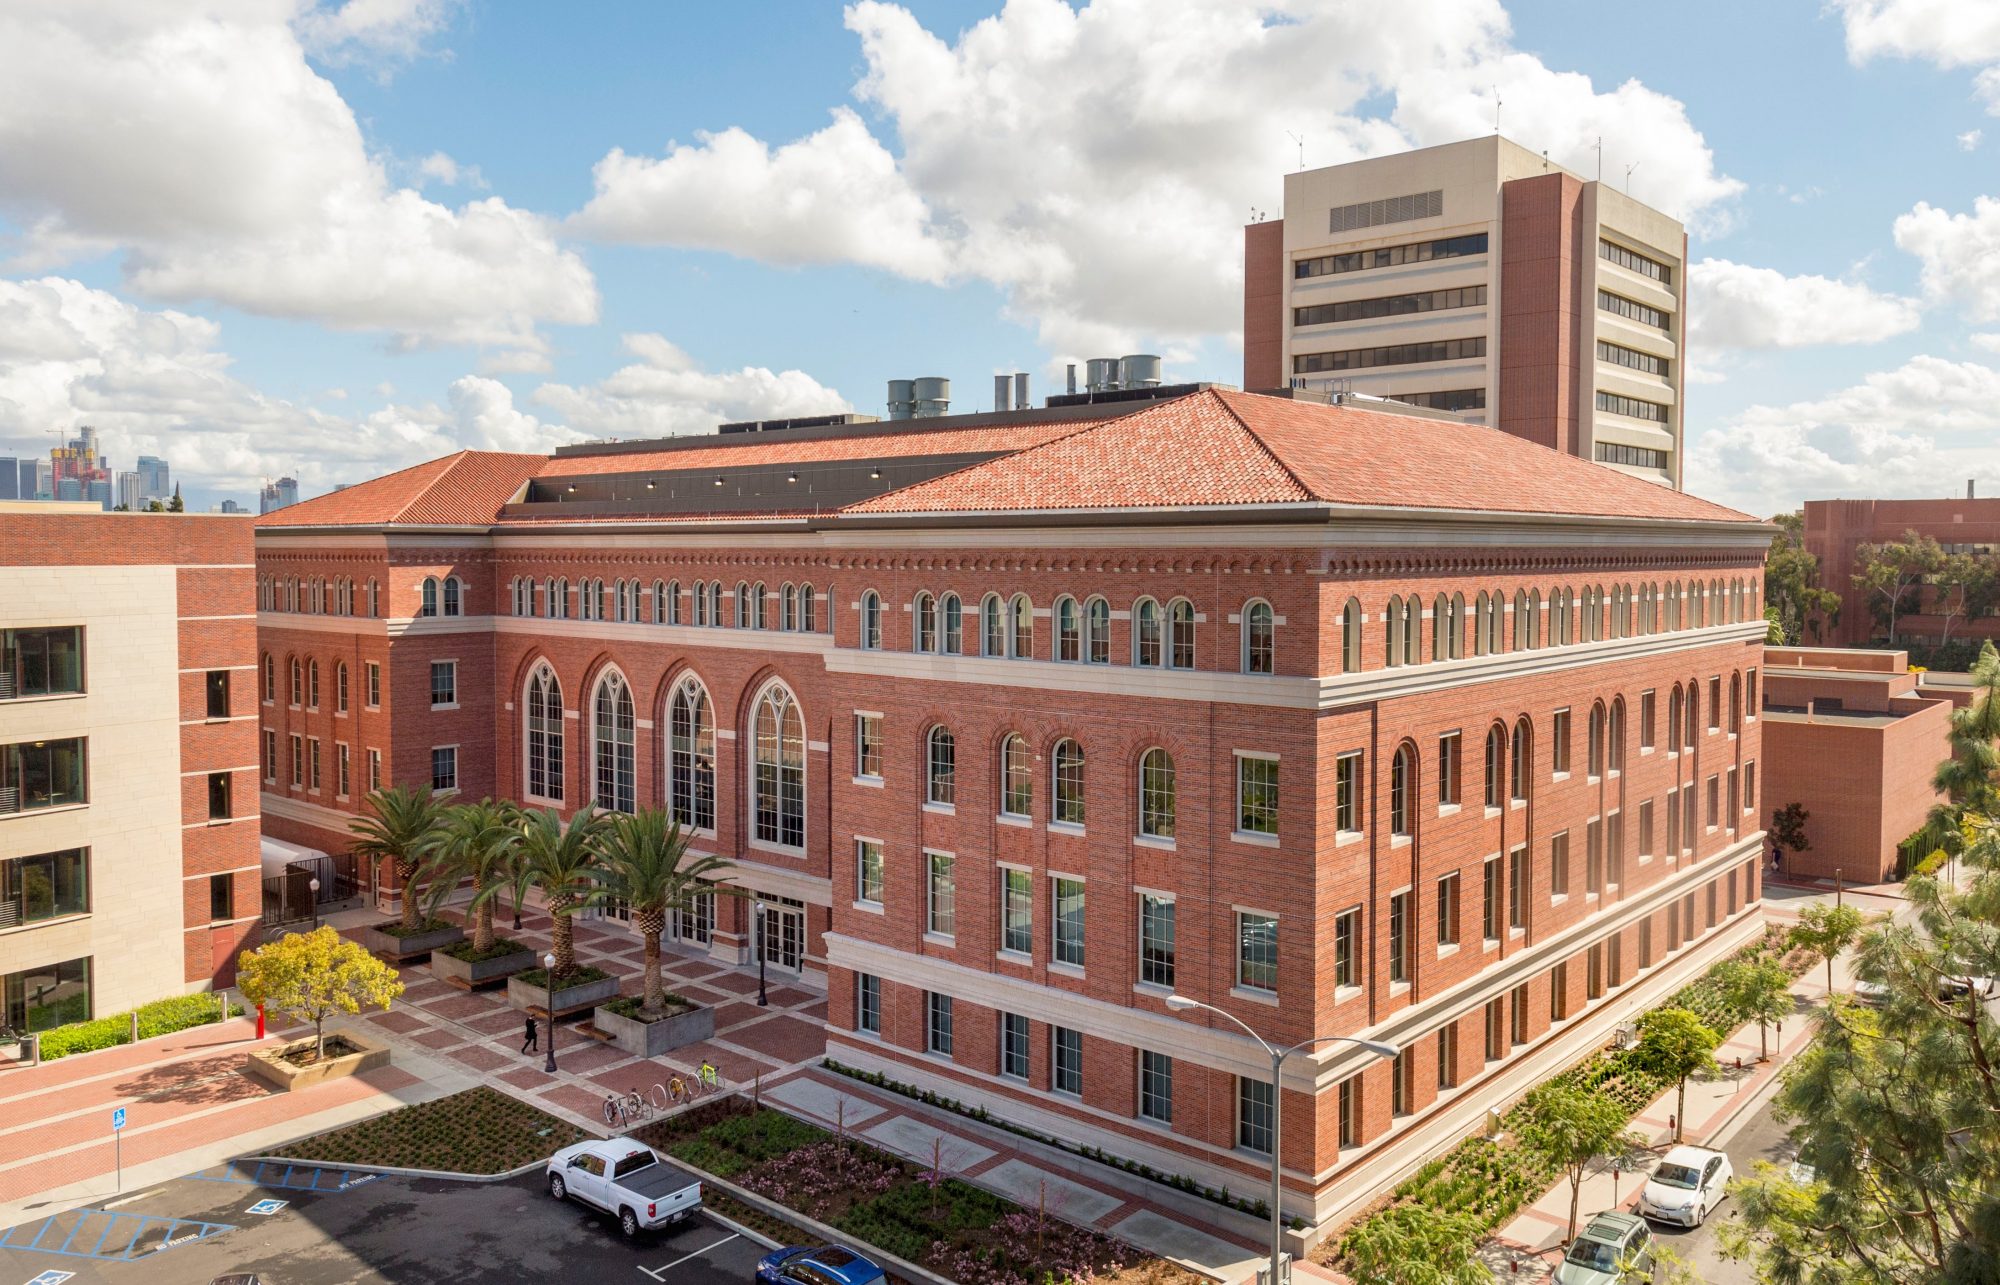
[590,808,736,1018]
[1633,1008,1720,1141]
[1763,511,1842,645]
[348,784,449,933]
[515,805,609,978]
[1519,1081,1643,1239]
[1852,529,1944,646]
[1769,802,1811,868]
[1339,1202,1487,1285]
[235,926,403,1061]
[1716,956,1795,1061]
[1791,901,1866,996]
[426,798,523,952]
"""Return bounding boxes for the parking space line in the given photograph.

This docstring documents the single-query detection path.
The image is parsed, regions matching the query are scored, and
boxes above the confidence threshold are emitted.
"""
[639,1232,740,1280]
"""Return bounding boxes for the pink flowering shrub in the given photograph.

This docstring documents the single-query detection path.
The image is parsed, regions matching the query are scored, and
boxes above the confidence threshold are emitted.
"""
[739,1139,900,1215]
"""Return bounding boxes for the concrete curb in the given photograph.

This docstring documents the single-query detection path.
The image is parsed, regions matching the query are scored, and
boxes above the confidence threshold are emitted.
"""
[236,1153,549,1184]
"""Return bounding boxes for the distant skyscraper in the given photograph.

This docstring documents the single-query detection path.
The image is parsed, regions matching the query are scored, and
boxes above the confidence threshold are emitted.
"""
[87,479,114,511]
[137,455,169,500]
[56,478,82,502]
[27,460,51,500]
[0,458,16,501]
[117,471,141,511]
[218,499,245,514]
[259,476,300,514]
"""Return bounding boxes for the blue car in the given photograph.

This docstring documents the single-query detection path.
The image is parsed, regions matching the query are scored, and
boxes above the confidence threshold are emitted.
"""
[754,1245,886,1285]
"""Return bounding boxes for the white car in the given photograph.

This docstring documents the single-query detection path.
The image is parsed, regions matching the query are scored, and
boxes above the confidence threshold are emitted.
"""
[1638,1144,1733,1228]
[546,1139,702,1238]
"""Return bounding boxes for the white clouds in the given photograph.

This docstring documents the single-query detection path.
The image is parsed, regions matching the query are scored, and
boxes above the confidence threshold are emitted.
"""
[1830,0,2000,112]
[1972,333,2000,353]
[1894,196,2000,321]
[0,1,594,365]
[417,151,487,190]
[294,0,462,66]
[1960,128,1984,150]
[1688,259,1920,350]
[532,333,852,440]
[1688,354,2000,514]
[569,0,1743,353]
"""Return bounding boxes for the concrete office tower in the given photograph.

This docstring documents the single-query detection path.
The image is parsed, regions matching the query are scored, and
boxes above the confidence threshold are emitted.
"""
[25,461,51,501]
[1244,136,1687,487]
[87,479,113,512]
[0,504,260,1030]
[138,455,170,502]
[0,460,16,501]
[117,471,142,511]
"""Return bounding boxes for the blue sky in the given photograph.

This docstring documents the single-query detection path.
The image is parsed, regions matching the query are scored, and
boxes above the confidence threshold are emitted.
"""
[4,0,1999,515]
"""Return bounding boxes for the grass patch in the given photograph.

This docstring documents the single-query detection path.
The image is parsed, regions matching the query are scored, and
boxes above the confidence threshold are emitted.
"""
[440,937,534,963]
[38,993,244,1061]
[372,917,458,939]
[268,1086,587,1174]
[516,965,611,991]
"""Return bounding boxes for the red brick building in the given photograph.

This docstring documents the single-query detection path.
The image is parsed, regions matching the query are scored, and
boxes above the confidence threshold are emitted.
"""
[1804,495,2000,648]
[254,387,1770,1236]
[1,504,260,1033]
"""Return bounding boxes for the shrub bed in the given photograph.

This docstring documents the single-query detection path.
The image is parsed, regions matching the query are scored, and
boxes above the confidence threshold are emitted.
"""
[602,992,694,1020]
[439,936,533,963]
[268,1085,586,1174]
[38,993,244,1061]
[632,1101,1202,1285]
[515,964,610,990]
[372,917,457,939]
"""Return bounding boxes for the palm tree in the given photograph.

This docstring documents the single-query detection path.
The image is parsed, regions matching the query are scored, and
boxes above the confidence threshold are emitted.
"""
[349,785,449,933]
[515,806,610,978]
[425,798,524,953]
[592,809,736,1018]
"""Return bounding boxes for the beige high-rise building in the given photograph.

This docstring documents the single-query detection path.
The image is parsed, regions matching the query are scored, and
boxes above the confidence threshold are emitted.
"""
[1244,135,1687,486]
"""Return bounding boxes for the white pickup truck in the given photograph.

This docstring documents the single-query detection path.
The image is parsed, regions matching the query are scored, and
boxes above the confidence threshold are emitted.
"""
[546,1140,703,1238]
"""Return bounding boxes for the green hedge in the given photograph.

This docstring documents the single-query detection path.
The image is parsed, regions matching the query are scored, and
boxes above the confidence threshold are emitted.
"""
[38,992,243,1061]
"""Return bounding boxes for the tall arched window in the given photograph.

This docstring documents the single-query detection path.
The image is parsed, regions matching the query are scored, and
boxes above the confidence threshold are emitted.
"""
[309,659,320,707]
[1668,685,1683,750]
[781,583,797,631]
[1449,593,1465,659]
[1486,591,1504,654]
[1588,704,1606,777]
[668,678,714,831]
[982,594,1004,656]
[734,581,750,628]
[664,580,680,625]
[525,665,564,802]
[1009,594,1033,658]
[1386,595,1405,667]
[1609,697,1626,772]
[1432,593,1449,661]
[593,671,636,813]
[1473,592,1490,657]
[1139,747,1176,838]
[443,577,462,617]
[1135,598,1162,667]
[1729,675,1742,734]
[262,653,274,702]
[752,582,767,629]
[1052,739,1086,826]
[1342,597,1363,672]
[941,593,962,653]
[800,584,816,632]
[1244,601,1275,674]
[860,590,882,649]
[289,657,302,705]
[653,581,667,624]
[916,593,938,653]
[1485,724,1506,807]
[1087,597,1111,664]
[752,685,805,848]
[1168,600,1195,670]
[1684,677,1698,751]
[1000,734,1031,817]
[691,580,707,627]
[367,579,380,618]
[707,581,722,625]
[1511,719,1531,802]
[926,726,956,806]
[1402,594,1421,663]
[335,661,349,714]
[1057,596,1080,662]
[419,577,439,617]
[1390,744,1414,835]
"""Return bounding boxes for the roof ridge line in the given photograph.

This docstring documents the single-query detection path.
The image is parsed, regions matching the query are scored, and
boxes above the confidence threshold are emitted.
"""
[834,415,1123,516]
[1209,388,1318,502]
[389,449,473,524]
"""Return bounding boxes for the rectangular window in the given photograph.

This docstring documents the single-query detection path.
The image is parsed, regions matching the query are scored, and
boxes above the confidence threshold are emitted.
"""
[856,973,881,1034]
[0,848,89,926]
[1338,1076,1358,1147]
[1435,873,1459,947]
[1508,846,1527,930]
[337,742,351,797]
[1640,691,1656,748]
[1333,906,1361,988]
[1595,442,1671,470]
[1239,1076,1275,1153]
[207,771,231,819]
[1552,962,1570,1021]
[0,626,84,700]
[1607,811,1624,887]
[430,661,456,708]
[1609,931,1624,988]
[1295,230,1486,278]
[1139,1051,1173,1123]
[1639,801,1655,858]
[1683,788,1698,851]
[1511,984,1529,1043]
[3,956,91,1033]
[854,715,882,779]
[336,663,348,713]
[1594,392,1671,425]
[208,871,231,921]
[1727,768,1740,829]
[927,853,956,938]
[1001,1012,1029,1079]
[1599,238,1673,284]
[1708,677,1723,730]
[308,739,321,792]
[1293,335,1486,375]
[1392,1050,1410,1116]
[1238,755,1280,835]
[205,669,230,719]
[1639,917,1654,968]
[1437,732,1460,806]
[1052,877,1086,968]
[289,735,302,788]
[1437,1025,1459,1089]
[1551,709,1571,774]
[1053,1027,1083,1095]
[430,746,456,793]
[0,737,86,813]
[1333,752,1360,833]
[1388,892,1410,984]
[1485,998,1505,1060]
[927,992,953,1056]
[365,662,381,708]
[1706,775,1720,829]
[1588,944,1605,999]
[1237,911,1278,993]
[368,748,382,792]
[1597,288,1671,330]
[855,840,883,905]
[1596,338,1671,378]
[1587,819,1603,894]
[1139,895,1176,988]
[1744,761,1757,813]
[1293,284,1486,327]
[1550,830,1570,896]
[1002,868,1031,954]
[263,730,276,783]
[1482,857,1501,940]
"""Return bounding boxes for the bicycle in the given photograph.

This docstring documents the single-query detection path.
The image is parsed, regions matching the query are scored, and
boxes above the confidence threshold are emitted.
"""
[623,1090,652,1122]
[602,1095,626,1128]
[668,1060,724,1105]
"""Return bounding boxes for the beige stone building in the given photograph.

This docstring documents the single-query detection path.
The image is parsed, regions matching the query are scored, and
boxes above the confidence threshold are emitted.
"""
[1244,135,1686,486]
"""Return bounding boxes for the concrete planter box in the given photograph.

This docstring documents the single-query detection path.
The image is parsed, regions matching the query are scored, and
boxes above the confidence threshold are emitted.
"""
[593,1002,714,1057]
[358,922,465,963]
[246,1030,390,1092]
[508,972,621,1017]
[430,944,539,988]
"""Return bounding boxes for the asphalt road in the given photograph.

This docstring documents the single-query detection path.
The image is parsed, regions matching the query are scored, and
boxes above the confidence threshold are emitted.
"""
[0,1165,768,1285]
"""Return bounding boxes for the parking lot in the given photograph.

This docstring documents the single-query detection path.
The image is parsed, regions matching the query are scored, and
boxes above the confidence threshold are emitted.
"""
[0,1164,767,1284]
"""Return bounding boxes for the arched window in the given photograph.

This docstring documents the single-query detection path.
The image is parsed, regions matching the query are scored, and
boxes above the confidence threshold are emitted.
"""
[781,583,797,631]
[801,584,817,632]
[1390,744,1414,835]
[668,678,714,831]
[1243,601,1275,674]
[626,579,641,623]
[579,579,595,621]
[1139,748,1176,838]
[1087,597,1111,663]
[666,580,681,625]
[691,579,707,627]
[1526,589,1542,648]
[443,576,462,617]
[1000,734,1032,817]
[916,593,938,653]
[1057,596,1080,662]
[653,580,667,624]
[1449,593,1465,659]
[926,727,956,806]
[1485,724,1506,808]
[1729,674,1742,734]
[1008,594,1033,658]
[1432,593,1450,661]
[941,593,962,653]
[1609,698,1626,773]
[525,664,564,802]
[509,578,524,616]
[1386,595,1405,667]
[1473,593,1490,657]
[1168,600,1195,670]
[1052,739,1085,826]
[1668,685,1683,750]
[860,590,882,649]
[752,582,767,629]
[592,671,636,813]
[734,581,750,628]
[1135,598,1162,667]
[1342,597,1363,672]
[1588,704,1606,777]
[611,579,626,623]
[419,577,439,618]
[1552,588,1570,645]
[262,654,274,702]
[1511,719,1531,802]
[707,581,722,625]
[1401,594,1420,663]
[752,685,805,848]
[289,657,302,705]
[335,661,349,714]
[546,578,562,620]
[982,594,1004,656]
[1486,591,1504,655]
[1685,678,1698,751]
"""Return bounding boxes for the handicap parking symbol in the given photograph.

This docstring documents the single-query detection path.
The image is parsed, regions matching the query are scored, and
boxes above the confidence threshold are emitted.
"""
[245,1198,289,1216]
[27,1271,76,1285]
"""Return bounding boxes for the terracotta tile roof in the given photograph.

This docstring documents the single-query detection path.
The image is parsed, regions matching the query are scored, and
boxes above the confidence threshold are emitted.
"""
[534,419,1106,479]
[255,451,544,528]
[845,389,1757,524]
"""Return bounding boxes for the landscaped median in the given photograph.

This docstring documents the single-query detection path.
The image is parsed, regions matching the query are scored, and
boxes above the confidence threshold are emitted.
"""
[35,992,243,1060]
[267,1085,589,1176]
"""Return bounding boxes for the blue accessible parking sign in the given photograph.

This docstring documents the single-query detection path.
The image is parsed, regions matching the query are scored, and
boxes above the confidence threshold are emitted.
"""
[111,1108,125,1131]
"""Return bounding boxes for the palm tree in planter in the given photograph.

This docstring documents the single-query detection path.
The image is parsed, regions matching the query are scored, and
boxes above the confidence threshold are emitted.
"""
[349,784,450,938]
[515,805,610,988]
[592,809,736,1020]
[426,798,530,962]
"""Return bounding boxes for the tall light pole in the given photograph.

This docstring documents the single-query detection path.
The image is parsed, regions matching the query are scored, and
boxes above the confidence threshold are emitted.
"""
[754,903,769,1007]
[308,877,320,931]
[542,950,558,1074]
[1165,994,1397,1285]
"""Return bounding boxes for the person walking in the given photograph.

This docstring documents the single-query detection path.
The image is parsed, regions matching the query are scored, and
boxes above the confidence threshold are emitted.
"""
[521,1014,539,1055]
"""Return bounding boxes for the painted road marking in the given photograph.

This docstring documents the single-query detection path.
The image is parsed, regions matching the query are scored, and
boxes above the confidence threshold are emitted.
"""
[26,1271,76,1284]
[639,1232,739,1280]
[245,1199,287,1216]
[102,1189,163,1210]
[0,1211,234,1261]
[189,1161,374,1193]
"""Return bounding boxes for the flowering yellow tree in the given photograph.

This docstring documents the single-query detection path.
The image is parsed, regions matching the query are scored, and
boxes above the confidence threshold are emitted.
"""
[237,927,403,1060]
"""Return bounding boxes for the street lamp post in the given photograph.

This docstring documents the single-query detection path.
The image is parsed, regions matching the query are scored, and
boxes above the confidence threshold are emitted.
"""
[308,877,321,931]
[1165,994,1397,1285]
[542,950,558,1074]
[754,903,768,1007]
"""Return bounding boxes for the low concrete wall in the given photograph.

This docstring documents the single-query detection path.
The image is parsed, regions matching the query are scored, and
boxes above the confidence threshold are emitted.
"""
[358,922,464,962]
[430,945,538,988]
[246,1029,391,1093]
[508,973,620,1016]
[594,1003,714,1058]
